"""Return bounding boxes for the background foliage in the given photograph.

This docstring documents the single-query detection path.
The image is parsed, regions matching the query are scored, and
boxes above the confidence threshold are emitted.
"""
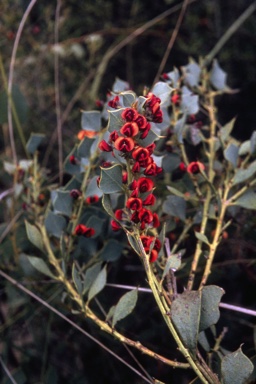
[1,1,256,383]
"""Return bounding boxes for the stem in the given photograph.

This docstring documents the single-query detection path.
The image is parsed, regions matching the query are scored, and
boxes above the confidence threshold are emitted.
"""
[135,234,215,384]
[199,185,230,288]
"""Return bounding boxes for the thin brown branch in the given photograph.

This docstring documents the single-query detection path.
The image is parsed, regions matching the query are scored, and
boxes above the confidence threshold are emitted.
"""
[153,0,191,85]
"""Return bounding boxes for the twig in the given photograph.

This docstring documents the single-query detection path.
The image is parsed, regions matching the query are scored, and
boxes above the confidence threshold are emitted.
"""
[54,0,63,185]
[153,0,191,85]
[205,1,256,65]
[7,0,38,164]
[0,270,154,384]
[89,0,197,102]
[0,355,17,384]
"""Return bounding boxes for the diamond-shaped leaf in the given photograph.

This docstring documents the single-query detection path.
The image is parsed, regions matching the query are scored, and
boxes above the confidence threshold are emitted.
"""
[233,188,256,210]
[52,190,73,217]
[221,347,253,384]
[81,110,101,131]
[44,211,67,238]
[224,143,239,168]
[99,164,124,194]
[162,196,186,221]
[83,262,102,294]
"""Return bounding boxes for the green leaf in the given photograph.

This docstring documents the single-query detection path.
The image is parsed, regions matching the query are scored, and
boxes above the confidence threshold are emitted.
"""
[99,239,124,262]
[151,81,173,105]
[198,331,211,352]
[233,188,256,210]
[127,233,142,256]
[120,91,136,107]
[25,221,44,252]
[113,78,129,92]
[210,60,227,90]
[112,289,138,328]
[181,86,199,115]
[199,285,224,332]
[81,110,101,131]
[224,143,239,168]
[220,118,236,142]
[221,347,254,384]
[171,290,201,353]
[167,185,185,198]
[102,194,115,217]
[52,190,73,217]
[88,265,107,302]
[72,263,83,296]
[83,262,102,294]
[162,250,185,278]
[77,137,95,158]
[27,256,55,279]
[238,140,250,156]
[106,305,116,322]
[162,196,186,222]
[107,109,124,132]
[26,133,45,155]
[99,164,124,193]
[182,61,201,87]
[194,231,210,245]
[44,211,67,238]
[232,160,256,185]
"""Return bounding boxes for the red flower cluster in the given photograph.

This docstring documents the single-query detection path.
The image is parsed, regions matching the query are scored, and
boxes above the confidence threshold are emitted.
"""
[99,96,164,262]
[144,93,163,123]
[140,235,161,262]
[74,224,95,237]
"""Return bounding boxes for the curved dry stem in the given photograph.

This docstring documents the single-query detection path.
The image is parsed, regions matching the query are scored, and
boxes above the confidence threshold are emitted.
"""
[7,0,38,164]
[89,0,197,102]
[205,1,256,65]
[153,0,191,84]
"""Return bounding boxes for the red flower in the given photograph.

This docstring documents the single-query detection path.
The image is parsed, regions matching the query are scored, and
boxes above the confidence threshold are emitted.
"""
[144,163,162,176]
[137,177,154,193]
[149,249,158,263]
[108,96,119,109]
[120,122,139,137]
[179,162,187,172]
[130,189,139,198]
[171,94,181,106]
[129,180,138,190]
[69,155,77,165]
[115,209,124,220]
[111,220,121,231]
[152,213,160,228]
[132,147,150,164]
[140,235,153,251]
[121,108,139,122]
[126,197,143,210]
[138,208,153,224]
[145,93,161,114]
[140,126,150,139]
[70,189,81,199]
[74,224,95,237]
[187,161,205,174]
[109,130,119,142]
[122,172,128,183]
[135,115,148,129]
[143,193,156,206]
[153,109,163,123]
[85,195,99,204]
[98,140,112,152]
[132,162,141,173]
[114,137,135,152]
[146,143,156,155]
